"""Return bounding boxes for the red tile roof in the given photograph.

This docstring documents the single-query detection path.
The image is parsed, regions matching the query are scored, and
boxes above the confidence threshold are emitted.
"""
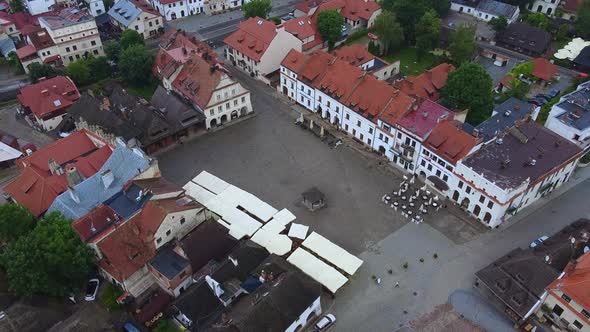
[299,50,335,83]
[26,28,54,50]
[395,63,456,101]
[379,91,415,126]
[295,0,329,13]
[96,197,191,281]
[283,15,315,41]
[547,251,590,318]
[223,17,278,62]
[340,0,380,21]
[72,204,120,242]
[562,0,583,12]
[423,120,479,164]
[397,99,453,139]
[332,44,376,66]
[4,130,111,217]
[531,57,558,81]
[15,44,37,60]
[153,30,217,80]
[345,74,399,123]
[172,54,223,109]
[281,49,310,72]
[17,76,80,119]
[314,58,364,98]
[129,0,161,16]
[0,10,37,30]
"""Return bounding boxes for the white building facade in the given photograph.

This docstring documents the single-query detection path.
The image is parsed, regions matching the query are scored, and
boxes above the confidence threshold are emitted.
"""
[545,81,590,150]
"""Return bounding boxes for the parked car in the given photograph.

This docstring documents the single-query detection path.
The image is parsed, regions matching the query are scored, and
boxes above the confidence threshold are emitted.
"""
[529,98,546,106]
[530,235,549,248]
[535,94,552,102]
[314,313,336,331]
[122,322,142,332]
[548,89,561,98]
[84,278,100,301]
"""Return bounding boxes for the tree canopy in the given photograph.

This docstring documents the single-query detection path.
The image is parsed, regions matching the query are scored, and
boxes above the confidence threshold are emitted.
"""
[381,0,449,43]
[28,63,62,83]
[120,29,144,50]
[66,56,111,86]
[488,16,508,32]
[415,9,440,56]
[374,11,404,55]
[119,44,154,85]
[0,204,34,244]
[317,10,344,49]
[1,211,94,297]
[104,40,121,63]
[441,63,494,125]
[67,60,91,86]
[522,12,550,31]
[576,0,590,38]
[448,24,477,65]
[9,0,24,12]
[242,0,272,19]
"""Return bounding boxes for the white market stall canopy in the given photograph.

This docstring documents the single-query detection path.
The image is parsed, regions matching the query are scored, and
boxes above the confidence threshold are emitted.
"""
[302,232,363,276]
[287,247,348,293]
[554,38,590,60]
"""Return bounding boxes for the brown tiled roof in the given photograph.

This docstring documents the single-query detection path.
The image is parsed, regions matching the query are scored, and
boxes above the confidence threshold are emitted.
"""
[332,44,376,66]
[223,17,278,61]
[340,0,380,21]
[26,28,54,50]
[283,15,315,40]
[17,76,80,118]
[345,74,399,123]
[424,120,479,165]
[72,204,120,242]
[314,58,364,99]
[172,54,223,109]
[281,49,309,72]
[394,63,456,101]
[531,57,557,81]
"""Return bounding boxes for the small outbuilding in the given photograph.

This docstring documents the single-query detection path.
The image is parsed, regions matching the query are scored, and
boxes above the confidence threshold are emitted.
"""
[302,187,326,211]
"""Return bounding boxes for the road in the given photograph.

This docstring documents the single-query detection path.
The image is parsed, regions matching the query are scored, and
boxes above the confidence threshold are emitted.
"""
[0,76,29,101]
[167,0,300,42]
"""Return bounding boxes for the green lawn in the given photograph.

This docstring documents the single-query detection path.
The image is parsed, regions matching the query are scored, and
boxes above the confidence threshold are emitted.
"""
[383,48,440,76]
[124,80,158,99]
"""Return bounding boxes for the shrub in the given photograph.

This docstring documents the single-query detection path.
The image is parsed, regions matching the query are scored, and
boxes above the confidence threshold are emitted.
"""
[100,283,124,311]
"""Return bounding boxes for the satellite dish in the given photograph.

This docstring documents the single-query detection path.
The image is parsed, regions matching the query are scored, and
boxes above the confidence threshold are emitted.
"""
[584,246,589,253]
[571,237,576,244]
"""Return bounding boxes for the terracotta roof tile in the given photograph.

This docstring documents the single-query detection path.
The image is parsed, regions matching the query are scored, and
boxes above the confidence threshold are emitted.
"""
[332,44,376,66]
[395,63,455,101]
[283,15,315,40]
[281,49,309,72]
[548,251,590,311]
[423,120,479,164]
[531,57,558,81]
[171,54,223,109]
[397,99,453,138]
[17,76,80,119]
[223,17,278,61]
[340,0,380,21]
[72,204,120,242]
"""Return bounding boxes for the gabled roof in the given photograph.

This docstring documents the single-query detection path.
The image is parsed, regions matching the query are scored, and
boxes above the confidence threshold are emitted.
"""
[340,0,381,21]
[283,15,315,41]
[547,251,590,312]
[397,99,452,139]
[39,7,95,30]
[474,97,535,141]
[47,141,152,220]
[344,74,398,123]
[72,204,120,242]
[109,0,160,27]
[463,120,582,190]
[149,245,190,280]
[223,17,278,62]
[496,23,551,55]
[26,28,54,50]
[15,44,36,60]
[562,0,583,12]
[476,0,518,18]
[530,57,558,81]
[4,130,111,217]
[332,44,375,66]
[394,63,456,101]
[280,49,309,72]
[314,58,364,99]
[172,54,224,109]
[17,76,80,119]
[150,85,206,130]
[424,120,480,165]
[180,219,238,272]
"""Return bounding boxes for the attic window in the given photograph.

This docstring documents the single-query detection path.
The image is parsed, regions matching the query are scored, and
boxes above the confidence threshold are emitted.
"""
[298,20,304,25]
[511,296,522,306]
[53,100,62,107]
[257,19,263,25]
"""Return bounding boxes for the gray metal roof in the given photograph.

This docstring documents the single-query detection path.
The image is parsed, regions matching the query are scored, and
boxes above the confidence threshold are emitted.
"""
[0,37,16,57]
[108,0,141,28]
[477,0,518,18]
[555,81,590,130]
[475,98,535,141]
[47,140,152,220]
[150,246,190,280]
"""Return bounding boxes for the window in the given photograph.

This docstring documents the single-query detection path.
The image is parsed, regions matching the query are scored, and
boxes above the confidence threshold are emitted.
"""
[91,40,96,46]
[360,134,364,140]
[345,124,349,130]
[466,186,472,194]
[357,120,361,127]
[218,106,222,112]
[479,195,485,203]
[210,109,214,116]
[458,181,464,189]
[180,217,185,225]
[397,132,402,139]
[226,102,230,109]
[234,100,238,106]
[93,50,98,55]
[166,230,171,236]
[75,54,80,59]
[156,237,162,244]
[66,47,70,52]
[379,133,383,140]
[562,294,572,303]
[436,170,441,177]
[352,129,356,136]
[443,174,448,182]
[384,137,389,143]
[241,96,246,103]
[300,85,304,91]
[421,160,426,167]
[582,309,590,319]
[327,101,331,107]
[135,25,139,30]
[156,19,159,24]
[345,113,350,120]
[573,321,584,330]
[487,201,494,209]
[369,128,373,134]
[318,96,322,102]
[69,56,74,61]
[73,45,77,51]
[553,304,564,316]
[427,164,432,171]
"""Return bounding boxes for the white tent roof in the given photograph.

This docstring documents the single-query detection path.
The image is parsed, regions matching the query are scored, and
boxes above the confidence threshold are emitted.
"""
[288,223,309,240]
[0,142,21,163]
[182,181,216,204]
[269,208,296,226]
[251,228,292,256]
[287,248,348,293]
[555,38,590,60]
[302,232,363,276]
[192,170,230,194]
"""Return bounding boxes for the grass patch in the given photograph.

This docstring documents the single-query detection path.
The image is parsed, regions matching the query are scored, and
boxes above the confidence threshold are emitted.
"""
[383,48,440,76]
[153,319,179,332]
[100,283,124,312]
[124,80,158,99]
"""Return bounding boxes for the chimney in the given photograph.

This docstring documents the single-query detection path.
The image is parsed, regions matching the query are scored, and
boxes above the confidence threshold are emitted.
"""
[229,255,238,267]
[101,170,114,189]
[66,166,84,187]
[41,89,49,96]
[48,158,63,175]
[68,186,80,203]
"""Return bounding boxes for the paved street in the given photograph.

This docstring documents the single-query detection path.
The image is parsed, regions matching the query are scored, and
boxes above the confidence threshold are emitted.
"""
[167,0,299,41]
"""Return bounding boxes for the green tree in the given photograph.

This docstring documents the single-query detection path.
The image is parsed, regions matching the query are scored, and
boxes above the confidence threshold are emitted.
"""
[242,0,272,19]
[0,204,34,244]
[119,44,154,85]
[103,0,114,10]
[488,16,508,32]
[383,0,426,43]
[104,40,121,63]
[67,60,91,86]
[441,63,494,125]
[317,10,344,49]
[1,211,94,297]
[88,56,111,80]
[9,0,24,12]
[576,0,590,38]
[374,11,404,55]
[448,24,476,64]
[522,12,550,30]
[28,63,62,82]
[368,40,380,55]
[415,9,440,56]
[153,320,179,332]
[510,61,534,79]
[426,0,450,16]
[1,51,24,74]
[120,29,144,50]
[556,24,569,41]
